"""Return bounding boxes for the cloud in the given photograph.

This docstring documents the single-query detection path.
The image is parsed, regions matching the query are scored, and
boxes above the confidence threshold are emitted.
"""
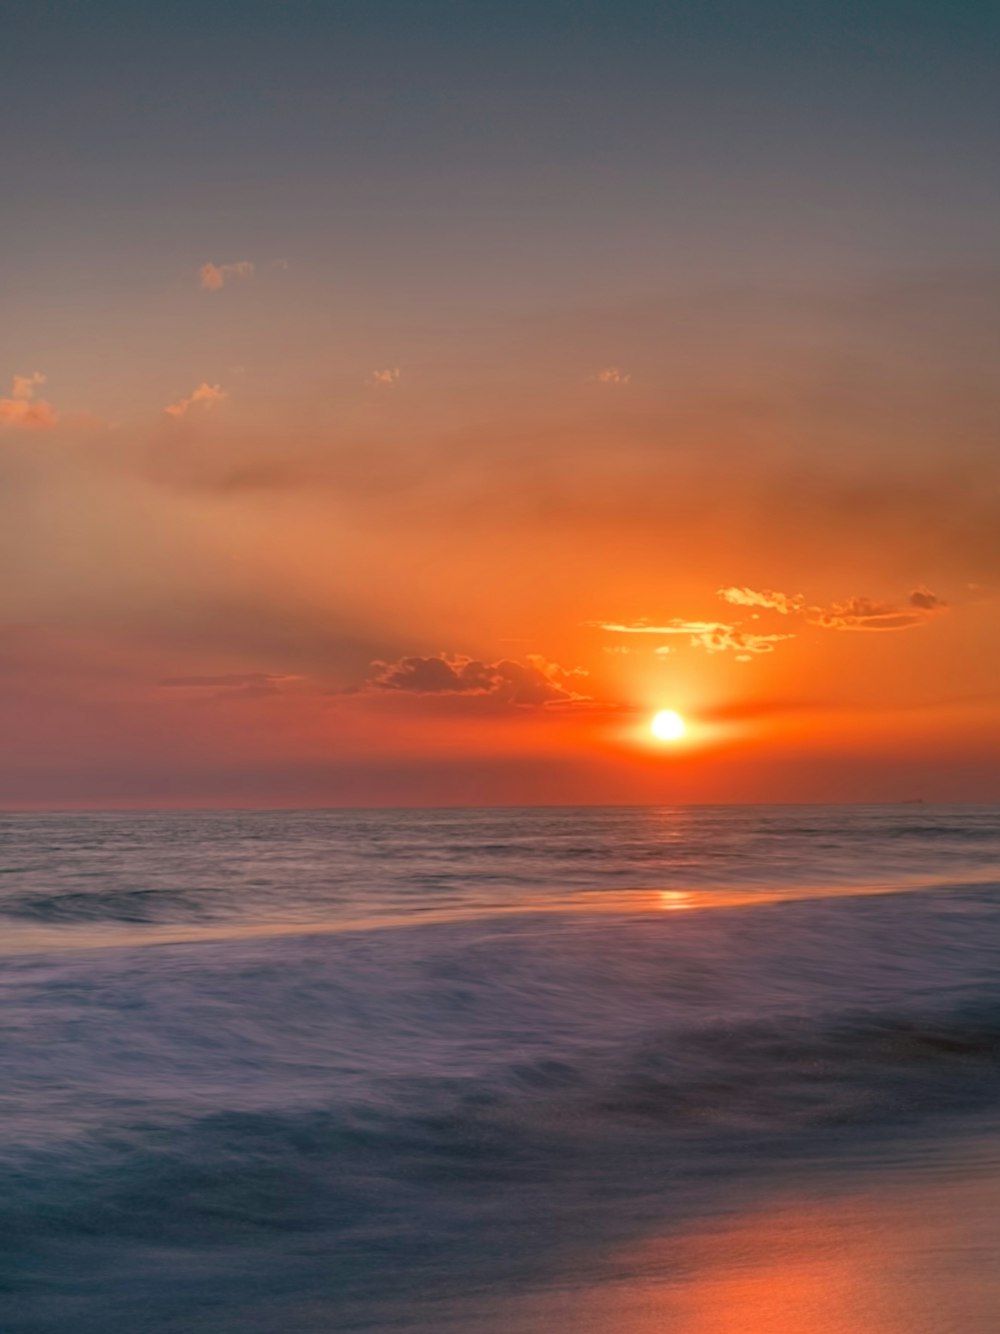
[591,581,946,666]
[12,372,44,400]
[689,627,794,655]
[807,597,927,632]
[596,367,631,385]
[0,371,57,430]
[587,617,794,656]
[199,260,254,291]
[717,586,805,615]
[589,618,766,640]
[368,653,590,706]
[163,382,228,418]
[908,586,947,612]
[587,619,724,635]
[368,368,400,386]
[717,584,948,632]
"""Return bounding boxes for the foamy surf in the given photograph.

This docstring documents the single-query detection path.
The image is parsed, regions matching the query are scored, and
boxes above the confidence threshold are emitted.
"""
[0,868,996,955]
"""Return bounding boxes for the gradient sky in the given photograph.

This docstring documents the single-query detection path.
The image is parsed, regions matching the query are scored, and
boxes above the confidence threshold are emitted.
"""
[3,0,1000,806]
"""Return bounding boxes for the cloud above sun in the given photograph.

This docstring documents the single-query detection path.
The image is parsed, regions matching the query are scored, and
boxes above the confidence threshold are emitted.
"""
[717,587,805,616]
[719,585,948,632]
[588,618,794,659]
[688,626,795,656]
[590,583,948,664]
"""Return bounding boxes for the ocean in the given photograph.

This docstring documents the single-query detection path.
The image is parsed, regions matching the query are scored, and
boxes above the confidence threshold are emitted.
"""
[2,805,1000,1332]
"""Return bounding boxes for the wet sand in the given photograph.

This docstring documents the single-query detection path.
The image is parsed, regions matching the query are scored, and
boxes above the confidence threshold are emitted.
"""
[407,1131,1000,1334]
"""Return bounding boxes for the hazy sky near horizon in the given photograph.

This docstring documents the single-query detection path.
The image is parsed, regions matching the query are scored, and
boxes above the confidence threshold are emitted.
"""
[2,0,1000,806]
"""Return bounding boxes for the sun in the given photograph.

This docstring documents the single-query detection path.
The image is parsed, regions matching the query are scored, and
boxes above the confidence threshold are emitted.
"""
[651,709,686,742]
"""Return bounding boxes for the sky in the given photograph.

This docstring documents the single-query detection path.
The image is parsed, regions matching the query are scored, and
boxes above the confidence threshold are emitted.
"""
[2,0,1000,807]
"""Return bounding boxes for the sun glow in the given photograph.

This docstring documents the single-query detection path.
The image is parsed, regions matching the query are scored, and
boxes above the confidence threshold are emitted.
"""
[651,709,686,742]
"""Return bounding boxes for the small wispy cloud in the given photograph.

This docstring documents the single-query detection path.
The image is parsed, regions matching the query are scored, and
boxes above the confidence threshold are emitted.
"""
[163,382,228,418]
[587,618,794,657]
[199,260,255,291]
[368,368,401,387]
[595,367,631,385]
[809,597,929,632]
[587,619,730,636]
[0,371,57,430]
[718,586,805,615]
[12,372,45,401]
[689,627,794,655]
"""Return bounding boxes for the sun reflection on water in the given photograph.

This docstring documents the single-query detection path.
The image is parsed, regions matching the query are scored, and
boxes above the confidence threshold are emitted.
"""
[659,890,694,911]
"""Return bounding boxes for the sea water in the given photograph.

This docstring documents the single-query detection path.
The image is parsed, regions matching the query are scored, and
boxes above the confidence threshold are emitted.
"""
[1,805,999,1332]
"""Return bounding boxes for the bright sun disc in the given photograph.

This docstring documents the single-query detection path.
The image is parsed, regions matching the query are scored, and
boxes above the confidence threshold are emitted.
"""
[651,709,686,742]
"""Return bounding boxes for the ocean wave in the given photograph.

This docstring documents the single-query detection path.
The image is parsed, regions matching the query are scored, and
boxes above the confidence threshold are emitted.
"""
[881,823,1000,840]
[3,994,1000,1276]
[0,885,220,925]
[0,872,996,946]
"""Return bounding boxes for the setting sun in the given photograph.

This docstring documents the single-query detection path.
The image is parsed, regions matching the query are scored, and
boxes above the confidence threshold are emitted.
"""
[651,709,687,742]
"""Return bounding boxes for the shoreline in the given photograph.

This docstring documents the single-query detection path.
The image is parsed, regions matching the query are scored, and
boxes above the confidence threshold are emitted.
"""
[399,1127,1000,1333]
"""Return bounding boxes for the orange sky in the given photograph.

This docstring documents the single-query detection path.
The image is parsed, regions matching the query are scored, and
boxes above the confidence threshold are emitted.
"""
[3,4,1000,806]
[3,321,997,808]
